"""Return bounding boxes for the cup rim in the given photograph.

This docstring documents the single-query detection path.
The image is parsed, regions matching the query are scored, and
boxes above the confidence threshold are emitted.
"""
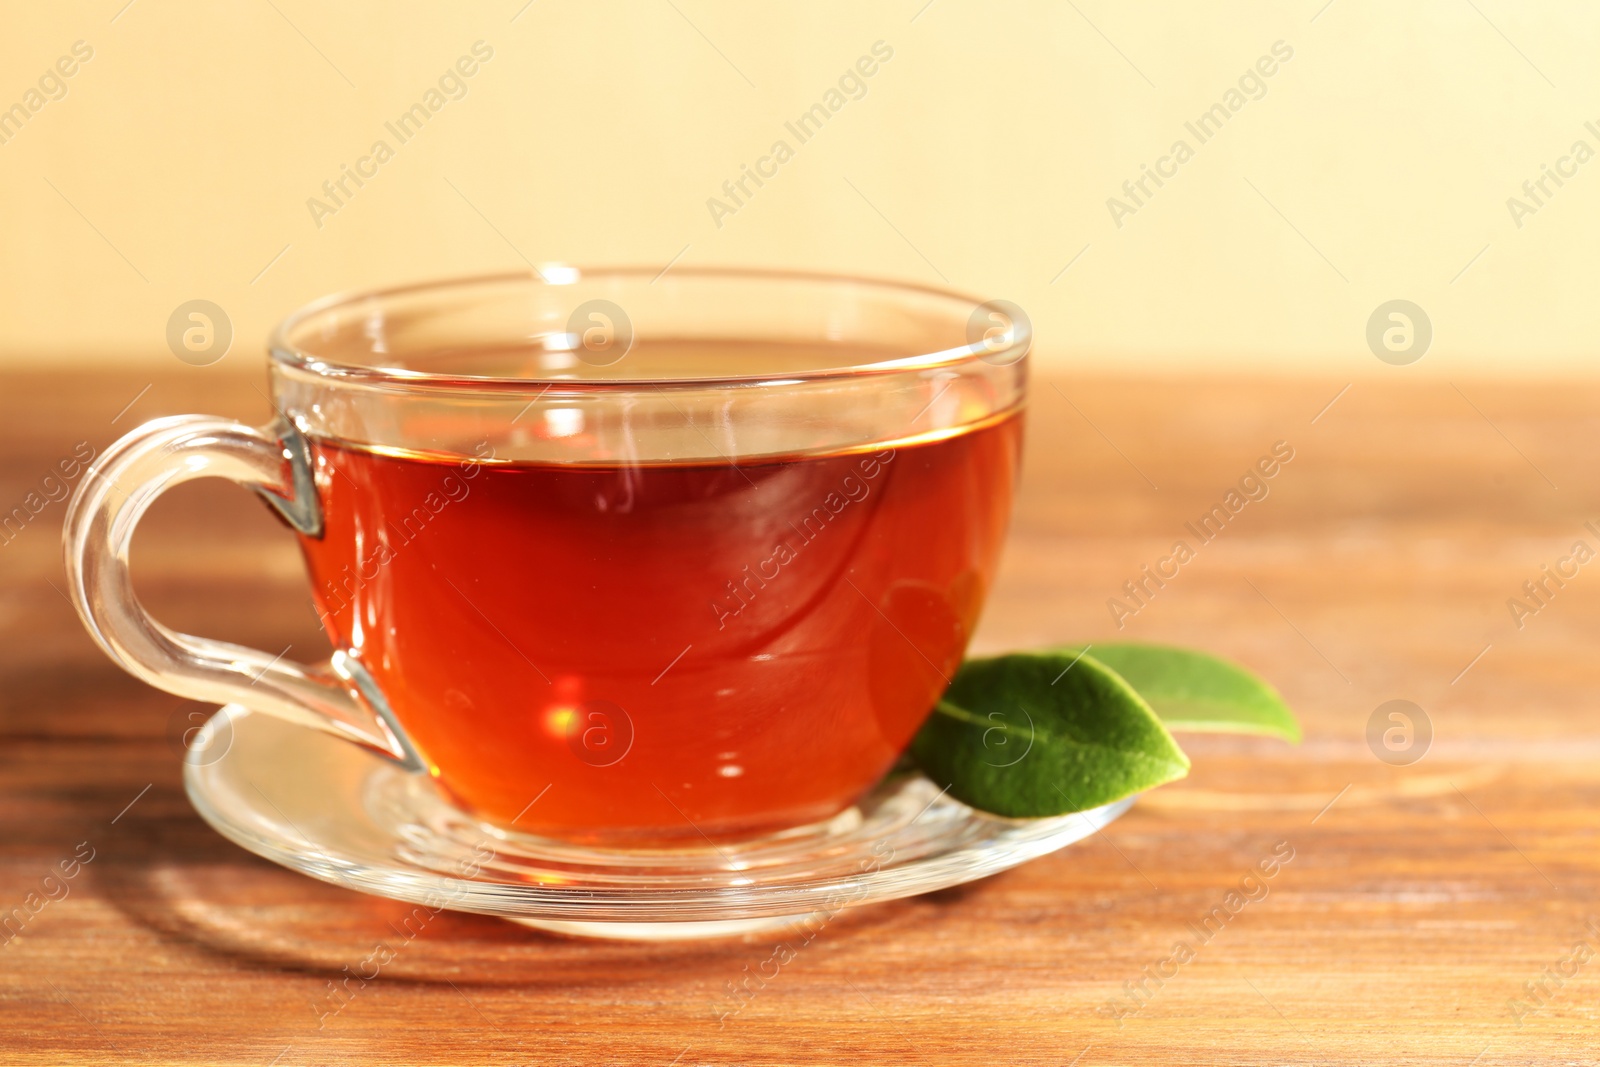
[268,266,1029,390]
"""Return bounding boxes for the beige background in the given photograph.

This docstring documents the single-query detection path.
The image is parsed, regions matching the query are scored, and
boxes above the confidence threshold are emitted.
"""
[0,0,1595,375]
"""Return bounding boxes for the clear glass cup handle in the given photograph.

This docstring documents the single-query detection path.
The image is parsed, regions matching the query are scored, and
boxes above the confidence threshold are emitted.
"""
[62,414,422,771]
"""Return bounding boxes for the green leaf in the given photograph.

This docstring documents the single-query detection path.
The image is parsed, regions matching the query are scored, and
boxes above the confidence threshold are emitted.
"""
[910,652,1190,817]
[1054,643,1300,742]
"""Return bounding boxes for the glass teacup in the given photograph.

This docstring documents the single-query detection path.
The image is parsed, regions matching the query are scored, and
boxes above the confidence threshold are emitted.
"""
[64,268,1028,846]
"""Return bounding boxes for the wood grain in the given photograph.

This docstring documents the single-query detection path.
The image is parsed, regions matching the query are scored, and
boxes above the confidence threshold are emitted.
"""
[2,368,1598,1066]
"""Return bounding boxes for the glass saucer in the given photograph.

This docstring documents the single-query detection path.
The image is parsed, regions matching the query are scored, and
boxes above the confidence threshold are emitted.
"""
[183,704,1134,941]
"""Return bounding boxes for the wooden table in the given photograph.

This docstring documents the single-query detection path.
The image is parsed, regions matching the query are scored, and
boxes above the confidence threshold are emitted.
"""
[3,368,1596,1065]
